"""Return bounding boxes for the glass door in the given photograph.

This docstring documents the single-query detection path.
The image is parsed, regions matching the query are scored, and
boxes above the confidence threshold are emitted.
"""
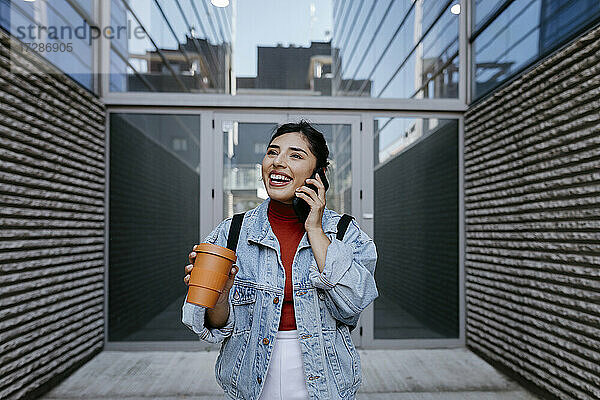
[285,115,364,345]
[213,114,287,224]
[213,113,365,345]
[108,111,203,344]
[361,114,463,349]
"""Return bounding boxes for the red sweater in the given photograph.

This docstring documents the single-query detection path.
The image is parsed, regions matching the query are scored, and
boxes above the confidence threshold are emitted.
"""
[267,199,305,330]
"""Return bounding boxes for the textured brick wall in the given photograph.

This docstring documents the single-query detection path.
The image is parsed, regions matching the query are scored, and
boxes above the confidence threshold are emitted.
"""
[374,120,459,339]
[464,26,600,400]
[0,30,105,399]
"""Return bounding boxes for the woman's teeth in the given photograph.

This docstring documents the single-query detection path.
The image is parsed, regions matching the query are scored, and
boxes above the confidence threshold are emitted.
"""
[270,174,292,186]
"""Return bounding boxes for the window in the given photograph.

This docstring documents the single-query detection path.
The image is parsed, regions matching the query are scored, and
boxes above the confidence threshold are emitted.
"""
[1,0,95,92]
[172,138,188,151]
[471,0,600,100]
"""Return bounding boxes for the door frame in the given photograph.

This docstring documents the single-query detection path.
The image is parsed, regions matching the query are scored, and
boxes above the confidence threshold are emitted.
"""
[213,112,365,345]
[104,107,464,351]
[104,107,206,351]
[359,111,465,349]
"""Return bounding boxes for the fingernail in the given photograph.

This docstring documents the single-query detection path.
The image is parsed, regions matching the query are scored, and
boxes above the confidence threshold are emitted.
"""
[191,252,196,257]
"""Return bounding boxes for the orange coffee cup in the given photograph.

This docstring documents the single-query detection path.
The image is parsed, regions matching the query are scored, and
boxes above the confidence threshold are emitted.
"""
[186,243,237,308]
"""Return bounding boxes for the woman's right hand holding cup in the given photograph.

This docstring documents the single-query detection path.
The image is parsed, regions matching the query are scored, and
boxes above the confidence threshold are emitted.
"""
[184,250,238,305]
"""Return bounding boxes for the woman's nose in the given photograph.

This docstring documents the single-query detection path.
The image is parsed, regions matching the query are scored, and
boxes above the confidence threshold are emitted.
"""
[273,153,286,167]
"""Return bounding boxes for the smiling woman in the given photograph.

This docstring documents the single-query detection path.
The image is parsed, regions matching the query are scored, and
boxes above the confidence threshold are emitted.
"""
[261,121,329,206]
[182,120,378,400]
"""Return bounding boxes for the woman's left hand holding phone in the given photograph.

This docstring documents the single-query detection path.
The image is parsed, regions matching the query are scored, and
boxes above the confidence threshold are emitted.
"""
[295,171,327,233]
[184,250,238,328]
[295,172,331,272]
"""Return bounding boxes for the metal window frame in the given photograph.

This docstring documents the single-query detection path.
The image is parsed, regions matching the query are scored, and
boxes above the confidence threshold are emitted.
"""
[103,107,465,350]
[9,0,472,104]
[462,0,471,104]
[104,107,207,351]
[360,110,465,349]
[102,92,467,112]
[98,0,110,96]
[285,113,363,345]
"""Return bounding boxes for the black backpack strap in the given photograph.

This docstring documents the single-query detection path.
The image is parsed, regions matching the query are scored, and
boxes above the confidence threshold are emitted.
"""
[337,213,357,333]
[226,212,246,253]
[336,214,355,241]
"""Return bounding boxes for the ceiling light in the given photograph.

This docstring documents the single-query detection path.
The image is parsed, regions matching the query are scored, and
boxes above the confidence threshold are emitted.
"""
[211,0,229,7]
[450,4,461,15]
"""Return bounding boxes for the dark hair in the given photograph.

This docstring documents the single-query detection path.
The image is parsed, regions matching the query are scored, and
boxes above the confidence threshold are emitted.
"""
[268,120,330,172]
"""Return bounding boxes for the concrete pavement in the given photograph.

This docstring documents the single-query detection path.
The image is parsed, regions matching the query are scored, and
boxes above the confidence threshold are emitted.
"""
[40,348,541,399]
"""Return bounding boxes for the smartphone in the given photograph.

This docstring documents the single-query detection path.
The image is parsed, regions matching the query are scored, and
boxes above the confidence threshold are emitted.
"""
[292,167,329,223]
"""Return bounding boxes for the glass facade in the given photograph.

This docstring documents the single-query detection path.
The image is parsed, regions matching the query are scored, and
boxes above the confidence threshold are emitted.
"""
[0,0,95,91]
[332,0,460,99]
[3,1,600,101]
[109,0,232,93]
[109,0,464,98]
[472,0,600,100]
[374,117,459,339]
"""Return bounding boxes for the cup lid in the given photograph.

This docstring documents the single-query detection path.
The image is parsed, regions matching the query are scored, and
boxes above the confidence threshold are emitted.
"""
[193,242,237,262]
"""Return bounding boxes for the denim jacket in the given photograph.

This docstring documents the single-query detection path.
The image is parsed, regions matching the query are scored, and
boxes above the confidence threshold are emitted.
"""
[182,197,378,400]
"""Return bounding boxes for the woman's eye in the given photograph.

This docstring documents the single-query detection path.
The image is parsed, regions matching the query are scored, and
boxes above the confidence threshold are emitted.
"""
[267,150,301,159]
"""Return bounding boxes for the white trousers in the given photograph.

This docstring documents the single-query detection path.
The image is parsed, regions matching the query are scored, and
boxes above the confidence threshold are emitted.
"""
[258,330,310,400]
